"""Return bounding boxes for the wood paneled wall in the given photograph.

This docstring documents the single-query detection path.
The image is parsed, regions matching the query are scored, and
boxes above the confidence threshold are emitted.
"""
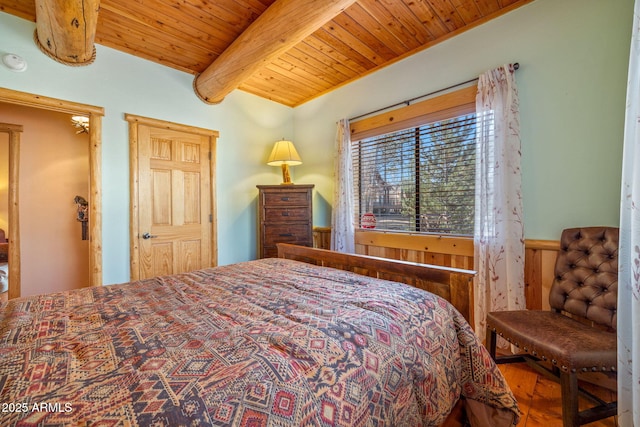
[313,228,560,310]
[523,239,560,311]
[354,231,474,270]
[313,226,331,251]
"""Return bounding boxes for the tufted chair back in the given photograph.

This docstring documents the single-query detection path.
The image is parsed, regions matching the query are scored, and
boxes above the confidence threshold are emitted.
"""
[548,227,618,330]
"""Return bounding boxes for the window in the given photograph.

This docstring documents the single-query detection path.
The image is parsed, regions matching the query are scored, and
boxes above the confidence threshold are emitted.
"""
[350,87,476,236]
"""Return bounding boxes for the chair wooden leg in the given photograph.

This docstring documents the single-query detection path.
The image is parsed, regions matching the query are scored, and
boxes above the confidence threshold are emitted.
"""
[560,371,579,427]
[486,327,497,360]
[486,327,527,364]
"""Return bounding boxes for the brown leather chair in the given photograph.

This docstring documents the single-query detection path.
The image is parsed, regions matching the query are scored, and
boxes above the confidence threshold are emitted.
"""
[486,227,618,427]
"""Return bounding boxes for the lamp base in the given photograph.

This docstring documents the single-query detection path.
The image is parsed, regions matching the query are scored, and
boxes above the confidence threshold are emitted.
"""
[280,164,294,185]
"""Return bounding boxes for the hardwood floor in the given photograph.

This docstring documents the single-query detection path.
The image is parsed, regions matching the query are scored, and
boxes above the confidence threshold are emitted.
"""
[498,362,618,427]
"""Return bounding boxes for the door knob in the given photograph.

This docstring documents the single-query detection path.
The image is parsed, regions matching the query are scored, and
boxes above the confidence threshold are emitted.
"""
[142,232,158,239]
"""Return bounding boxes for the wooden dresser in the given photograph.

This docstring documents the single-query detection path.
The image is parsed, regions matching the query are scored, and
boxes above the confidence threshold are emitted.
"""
[257,184,314,258]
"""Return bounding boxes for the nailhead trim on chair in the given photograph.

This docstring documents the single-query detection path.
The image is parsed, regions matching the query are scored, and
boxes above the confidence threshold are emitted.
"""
[488,325,617,374]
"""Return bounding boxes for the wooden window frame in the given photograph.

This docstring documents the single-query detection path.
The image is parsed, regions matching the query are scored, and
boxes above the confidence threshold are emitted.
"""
[350,86,476,141]
[350,86,477,236]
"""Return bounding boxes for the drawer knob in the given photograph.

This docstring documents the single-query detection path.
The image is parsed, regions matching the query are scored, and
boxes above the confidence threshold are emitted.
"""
[282,212,290,216]
[281,197,290,201]
[279,233,293,237]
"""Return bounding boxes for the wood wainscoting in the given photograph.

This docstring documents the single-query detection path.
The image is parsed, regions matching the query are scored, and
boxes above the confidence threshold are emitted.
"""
[312,228,560,311]
[313,227,332,250]
[355,231,474,270]
[523,239,560,310]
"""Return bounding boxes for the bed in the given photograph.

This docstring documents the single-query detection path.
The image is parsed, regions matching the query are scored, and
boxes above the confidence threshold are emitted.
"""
[0,244,519,426]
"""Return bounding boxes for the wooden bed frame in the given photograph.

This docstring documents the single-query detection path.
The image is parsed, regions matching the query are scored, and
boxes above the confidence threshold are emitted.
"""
[276,243,476,327]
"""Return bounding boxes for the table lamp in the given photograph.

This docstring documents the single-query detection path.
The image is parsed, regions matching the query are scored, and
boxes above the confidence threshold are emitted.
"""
[267,139,302,184]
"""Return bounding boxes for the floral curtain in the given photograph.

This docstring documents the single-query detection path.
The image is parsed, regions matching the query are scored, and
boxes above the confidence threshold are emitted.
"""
[474,64,525,341]
[331,118,355,253]
[618,3,640,424]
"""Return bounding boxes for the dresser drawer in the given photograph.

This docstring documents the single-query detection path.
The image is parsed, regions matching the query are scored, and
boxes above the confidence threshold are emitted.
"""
[262,224,312,258]
[262,191,309,206]
[263,224,311,244]
[262,246,280,259]
[263,206,310,222]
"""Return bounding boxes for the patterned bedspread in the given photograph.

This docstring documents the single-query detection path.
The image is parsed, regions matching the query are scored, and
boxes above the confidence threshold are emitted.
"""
[0,258,519,426]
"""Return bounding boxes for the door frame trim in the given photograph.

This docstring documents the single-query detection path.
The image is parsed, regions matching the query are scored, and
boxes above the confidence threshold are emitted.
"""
[0,88,104,293]
[0,123,22,299]
[125,114,218,280]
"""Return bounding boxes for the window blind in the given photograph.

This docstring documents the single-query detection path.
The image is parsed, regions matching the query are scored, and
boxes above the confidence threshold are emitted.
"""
[353,113,476,235]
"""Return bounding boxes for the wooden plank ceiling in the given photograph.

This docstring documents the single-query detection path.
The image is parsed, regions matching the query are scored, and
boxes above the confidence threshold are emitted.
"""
[0,0,533,107]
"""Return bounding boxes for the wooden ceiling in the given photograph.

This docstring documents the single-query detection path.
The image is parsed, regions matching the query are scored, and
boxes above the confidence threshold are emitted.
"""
[0,0,533,107]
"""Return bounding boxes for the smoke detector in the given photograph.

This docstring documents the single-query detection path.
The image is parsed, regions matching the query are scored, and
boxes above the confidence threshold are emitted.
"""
[2,54,27,72]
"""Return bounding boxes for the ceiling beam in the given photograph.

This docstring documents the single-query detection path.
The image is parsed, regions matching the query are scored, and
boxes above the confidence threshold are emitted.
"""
[193,0,357,105]
[34,0,100,66]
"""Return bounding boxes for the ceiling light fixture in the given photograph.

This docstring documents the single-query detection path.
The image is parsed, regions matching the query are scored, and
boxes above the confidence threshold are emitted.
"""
[71,115,90,134]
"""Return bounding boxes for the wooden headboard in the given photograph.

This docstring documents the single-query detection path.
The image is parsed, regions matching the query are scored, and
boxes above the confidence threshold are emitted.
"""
[276,243,476,326]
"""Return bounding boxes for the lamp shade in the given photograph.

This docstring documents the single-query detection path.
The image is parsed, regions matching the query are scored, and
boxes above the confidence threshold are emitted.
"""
[267,140,302,166]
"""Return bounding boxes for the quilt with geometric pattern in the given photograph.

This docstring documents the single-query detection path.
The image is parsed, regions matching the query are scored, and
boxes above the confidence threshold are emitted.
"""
[0,258,519,426]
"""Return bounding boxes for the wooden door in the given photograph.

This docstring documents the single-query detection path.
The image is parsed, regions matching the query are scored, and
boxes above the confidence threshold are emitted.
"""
[128,115,218,280]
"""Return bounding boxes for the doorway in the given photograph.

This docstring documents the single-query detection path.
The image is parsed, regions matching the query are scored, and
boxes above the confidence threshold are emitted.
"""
[0,88,104,298]
[0,124,21,301]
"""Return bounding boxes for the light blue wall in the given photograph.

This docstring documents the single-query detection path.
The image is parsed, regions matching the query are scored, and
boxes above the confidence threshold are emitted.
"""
[0,12,293,284]
[293,0,633,240]
[0,0,633,286]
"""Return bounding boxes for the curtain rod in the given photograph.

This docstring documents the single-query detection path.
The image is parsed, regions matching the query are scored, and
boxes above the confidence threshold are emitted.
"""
[349,62,519,122]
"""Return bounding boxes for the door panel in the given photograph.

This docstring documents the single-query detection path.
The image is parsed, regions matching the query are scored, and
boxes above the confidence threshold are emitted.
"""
[137,124,212,280]
[151,242,173,277]
[180,239,201,272]
[152,169,171,224]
